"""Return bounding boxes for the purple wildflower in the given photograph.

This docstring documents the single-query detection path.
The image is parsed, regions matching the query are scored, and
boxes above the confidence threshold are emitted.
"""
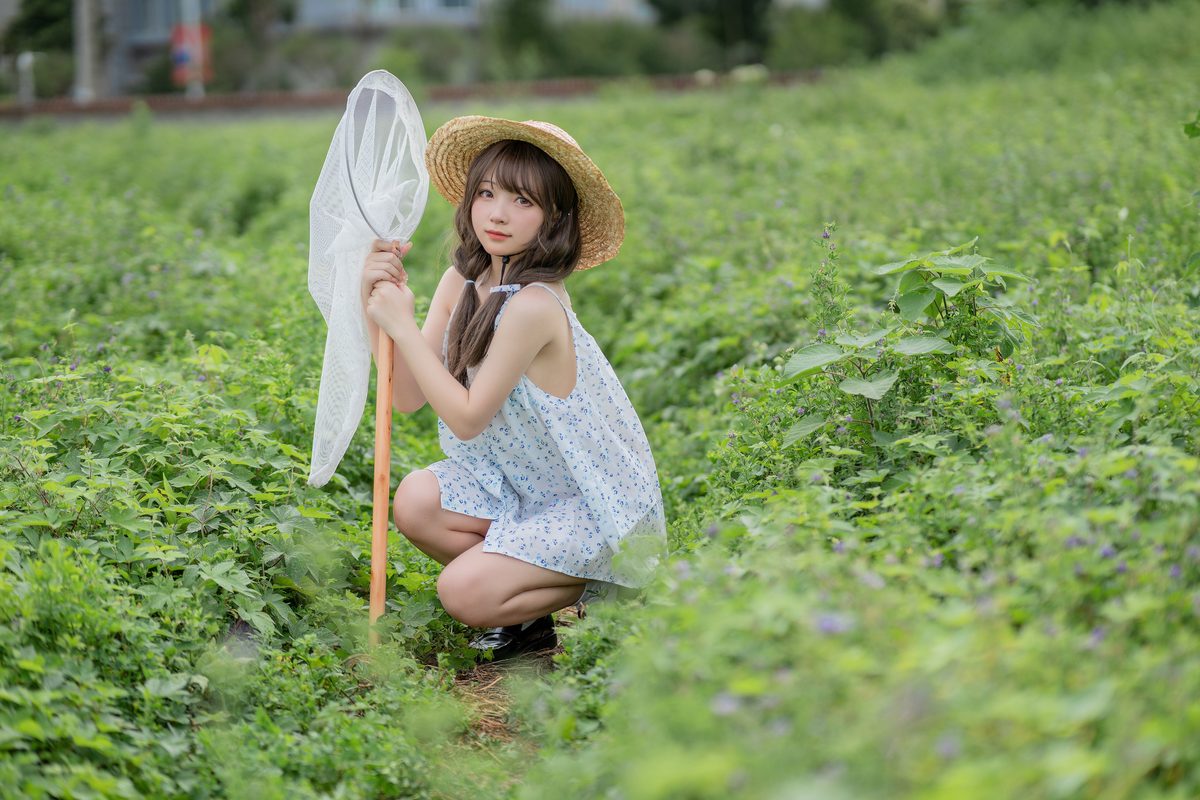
[1089,626,1106,647]
[1055,378,1064,386]
[710,692,742,716]
[1099,544,1116,559]
[1170,564,1182,579]
[1116,561,1127,574]
[147,290,159,300]
[836,425,847,434]
[13,414,20,422]
[198,374,207,382]
[952,485,965,496]
[815,612,854,635]
[705,524,719,538]
[822,229,831,239]
[935,733,962,760]
[102,366,111,373]
[1123,468,1138,480]
[817,328,827,338]
[832,540,845,553]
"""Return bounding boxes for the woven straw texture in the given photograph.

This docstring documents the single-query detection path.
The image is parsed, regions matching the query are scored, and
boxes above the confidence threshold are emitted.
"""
[425,116,624,270]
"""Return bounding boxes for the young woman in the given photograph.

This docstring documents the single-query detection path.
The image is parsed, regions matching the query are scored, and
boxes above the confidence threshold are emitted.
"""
[362,116,665,661]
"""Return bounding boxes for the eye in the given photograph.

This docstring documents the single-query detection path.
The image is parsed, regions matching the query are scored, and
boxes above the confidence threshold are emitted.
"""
[515,195,533,207]
[477,188,493,198]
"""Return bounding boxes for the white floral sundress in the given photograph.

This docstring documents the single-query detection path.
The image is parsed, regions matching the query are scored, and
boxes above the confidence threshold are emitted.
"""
[425,281,667,605]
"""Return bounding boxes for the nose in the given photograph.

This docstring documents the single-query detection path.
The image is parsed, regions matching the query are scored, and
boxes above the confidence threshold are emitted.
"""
[489,204,508,223]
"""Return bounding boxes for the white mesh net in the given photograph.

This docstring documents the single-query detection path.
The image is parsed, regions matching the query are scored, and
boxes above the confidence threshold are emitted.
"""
[307,70,428,487]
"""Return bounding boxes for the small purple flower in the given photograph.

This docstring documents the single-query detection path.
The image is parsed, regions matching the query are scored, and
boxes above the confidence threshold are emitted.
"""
[1031,298,1039,307]
[705,524,719,538]
[1055,378,1064,386]
[1076,447,1089,458]
[1187,545,1200,562]
[147,290,159,300]
[12,414,20,422]
[858,570,884,589]
[69,360,78,371]
[1116,561,1127,574]
[815,612,854,635]
[1099,544,1116,559]
[1015,364,1024,372]
[39,343,50,351]
[817,328,827,338]
[795,406,806,415]
[1088,626,1106,647]
[928,552,944,568]
[822,229,831,239]
[1123,468,1138,480]
[935,733,962,760]
[836,425,847,434]
[673,561,692,579]
[710,692,742,716]
[952,485,965,496]
[997,398,1012,410]
[1038,434,1053,444]
[768,718,793,737]
[1170,564,1182,580]
[842,414,852,422]
[832,540,845,553]
[197,374,207,382]
[775,199,784,209]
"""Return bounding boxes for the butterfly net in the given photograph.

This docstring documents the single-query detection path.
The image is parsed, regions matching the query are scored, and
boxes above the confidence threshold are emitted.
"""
[307,70,428,487]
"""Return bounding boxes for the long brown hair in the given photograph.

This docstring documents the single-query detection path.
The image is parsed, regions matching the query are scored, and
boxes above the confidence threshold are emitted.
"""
[445,139,582,387]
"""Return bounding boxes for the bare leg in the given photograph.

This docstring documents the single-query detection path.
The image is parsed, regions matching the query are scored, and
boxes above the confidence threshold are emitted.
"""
[437,543,587,628]
[393,470,491,566]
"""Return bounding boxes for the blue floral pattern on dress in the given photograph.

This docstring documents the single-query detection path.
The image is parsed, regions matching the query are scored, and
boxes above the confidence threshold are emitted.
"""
[426,282,667,605]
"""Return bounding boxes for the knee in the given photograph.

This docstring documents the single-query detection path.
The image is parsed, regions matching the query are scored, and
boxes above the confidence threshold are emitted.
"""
[437,563,494,628]
[393,470,439,539]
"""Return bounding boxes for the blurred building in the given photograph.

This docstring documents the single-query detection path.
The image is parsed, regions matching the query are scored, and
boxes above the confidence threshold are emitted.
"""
[293,0,653,29]
[45,0,653,96]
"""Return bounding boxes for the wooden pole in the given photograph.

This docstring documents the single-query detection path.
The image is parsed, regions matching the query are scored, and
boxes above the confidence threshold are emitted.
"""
[369,329,394,648]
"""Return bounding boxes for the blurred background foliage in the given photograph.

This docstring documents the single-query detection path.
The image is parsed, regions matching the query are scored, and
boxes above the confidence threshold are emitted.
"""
[0,0,1186,99]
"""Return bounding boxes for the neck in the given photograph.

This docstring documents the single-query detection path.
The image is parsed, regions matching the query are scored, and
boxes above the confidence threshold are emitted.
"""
[483,253,511,288]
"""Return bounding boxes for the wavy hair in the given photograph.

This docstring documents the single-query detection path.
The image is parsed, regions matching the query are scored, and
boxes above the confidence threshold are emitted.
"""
[445,139,582,387]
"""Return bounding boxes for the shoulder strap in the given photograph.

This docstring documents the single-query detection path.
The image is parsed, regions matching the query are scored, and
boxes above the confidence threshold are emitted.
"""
[493,282,572,331]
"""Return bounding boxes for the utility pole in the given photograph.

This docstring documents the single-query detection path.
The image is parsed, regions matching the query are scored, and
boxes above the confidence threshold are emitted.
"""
[73,0,96,103]
[181,0,205,99]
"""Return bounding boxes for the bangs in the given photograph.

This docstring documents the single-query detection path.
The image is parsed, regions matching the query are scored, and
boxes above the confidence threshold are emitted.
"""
[471,140,561,210]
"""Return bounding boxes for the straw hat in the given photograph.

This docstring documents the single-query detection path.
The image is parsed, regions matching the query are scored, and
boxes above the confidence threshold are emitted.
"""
[425,116,624,270]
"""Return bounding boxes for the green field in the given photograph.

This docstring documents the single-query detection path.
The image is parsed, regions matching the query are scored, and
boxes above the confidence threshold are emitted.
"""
[2,2,1199,797]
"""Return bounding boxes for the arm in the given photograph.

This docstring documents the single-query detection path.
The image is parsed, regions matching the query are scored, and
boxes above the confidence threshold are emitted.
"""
[385,289,560,439]
[365,265,462,413]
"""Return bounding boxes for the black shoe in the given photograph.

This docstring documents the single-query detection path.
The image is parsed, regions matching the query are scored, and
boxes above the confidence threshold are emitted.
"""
[467,614,557,661]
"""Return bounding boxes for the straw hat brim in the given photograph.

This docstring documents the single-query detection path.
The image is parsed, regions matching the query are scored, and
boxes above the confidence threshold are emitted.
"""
[425,116,624,270]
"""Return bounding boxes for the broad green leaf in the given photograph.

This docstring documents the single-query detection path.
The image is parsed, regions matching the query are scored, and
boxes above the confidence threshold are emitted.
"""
[897,288,937,320]
[929,254,987,274]
[839,371,899,400]
[893,335,956,355]
[983,267,1031,281]
[783,416,827,447]
[834,328,893,348]
[782,344,847,380]
[931,277,967,297]
[873,257,922,275]
[898,269,928,294]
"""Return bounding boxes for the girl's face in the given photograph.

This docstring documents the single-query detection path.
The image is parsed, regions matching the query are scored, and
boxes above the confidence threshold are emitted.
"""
[470,175,545,262]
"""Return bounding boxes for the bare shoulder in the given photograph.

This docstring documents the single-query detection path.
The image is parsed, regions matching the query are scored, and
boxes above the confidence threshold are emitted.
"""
[431,265,466,316]
[494,286,564,344]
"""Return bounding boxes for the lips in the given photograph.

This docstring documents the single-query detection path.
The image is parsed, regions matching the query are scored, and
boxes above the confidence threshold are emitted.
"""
[485,230,510,238]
